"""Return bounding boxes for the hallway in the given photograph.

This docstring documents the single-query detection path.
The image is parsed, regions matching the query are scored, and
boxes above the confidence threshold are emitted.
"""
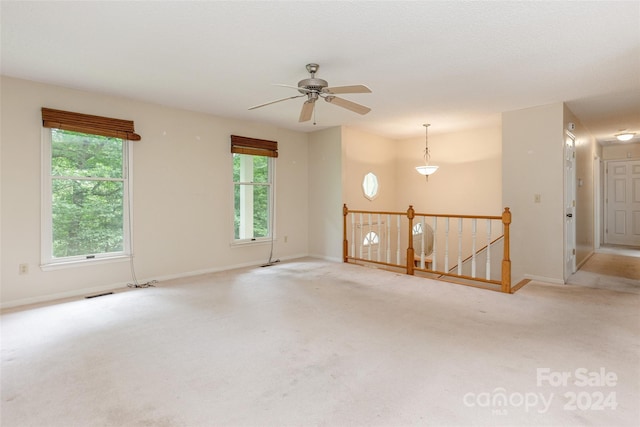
[568,246,640,294]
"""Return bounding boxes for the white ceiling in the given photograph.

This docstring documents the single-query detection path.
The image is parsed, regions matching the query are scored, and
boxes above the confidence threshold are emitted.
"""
[1,1,639,142]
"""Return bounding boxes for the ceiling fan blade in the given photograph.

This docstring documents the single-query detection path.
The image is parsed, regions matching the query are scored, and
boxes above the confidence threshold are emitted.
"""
[273,83,311,93]
[324,85,372,94]
[299,100,315,122]
[248,94,305,110]
[324,96,371,115]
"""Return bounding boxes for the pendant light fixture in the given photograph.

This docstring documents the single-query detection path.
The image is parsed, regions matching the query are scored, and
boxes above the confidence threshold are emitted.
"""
[415,123,439,180]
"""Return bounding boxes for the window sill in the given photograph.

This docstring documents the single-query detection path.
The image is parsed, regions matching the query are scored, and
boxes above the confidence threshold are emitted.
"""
[41,255,131,271]
[230,238,276,247]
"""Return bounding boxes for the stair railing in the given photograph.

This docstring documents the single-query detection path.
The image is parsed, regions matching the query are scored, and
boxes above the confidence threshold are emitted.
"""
[343,204,512,293]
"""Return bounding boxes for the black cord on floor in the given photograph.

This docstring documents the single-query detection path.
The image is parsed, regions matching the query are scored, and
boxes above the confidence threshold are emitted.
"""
[127,280,158,289]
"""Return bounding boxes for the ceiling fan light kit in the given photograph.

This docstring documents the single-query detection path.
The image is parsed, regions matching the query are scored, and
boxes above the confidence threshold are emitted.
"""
[249,63,372,123]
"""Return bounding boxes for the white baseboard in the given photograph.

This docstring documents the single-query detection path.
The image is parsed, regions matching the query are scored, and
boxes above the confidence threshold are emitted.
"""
[307,253,342,263]
[523,274,566,285]
[1,253,310,310]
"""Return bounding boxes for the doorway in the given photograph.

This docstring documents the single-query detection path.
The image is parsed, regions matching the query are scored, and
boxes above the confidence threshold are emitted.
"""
[564,132,576,280]
[604,159,640,247]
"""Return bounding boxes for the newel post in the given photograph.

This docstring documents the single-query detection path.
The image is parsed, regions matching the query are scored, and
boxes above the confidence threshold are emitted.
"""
[501,207,512,293]
[343,204,349,263]
[406,205,415,275]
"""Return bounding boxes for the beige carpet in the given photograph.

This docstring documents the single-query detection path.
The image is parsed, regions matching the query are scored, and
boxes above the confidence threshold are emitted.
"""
[568,253,640,294]
[581,253,640,280]
[2,258,639,426]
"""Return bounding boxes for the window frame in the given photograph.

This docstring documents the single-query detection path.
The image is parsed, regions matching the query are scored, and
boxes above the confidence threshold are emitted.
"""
[363,231,380,247]
[41,128,133,270]
[231,152,275,246]
[362,172,379,201]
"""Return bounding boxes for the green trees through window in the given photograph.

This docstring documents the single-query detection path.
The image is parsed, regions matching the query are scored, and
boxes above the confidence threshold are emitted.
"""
[233,153,271,240]
[48,129,127,258]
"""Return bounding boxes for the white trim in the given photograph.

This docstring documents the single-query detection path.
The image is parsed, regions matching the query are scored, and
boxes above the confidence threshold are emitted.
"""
[308,254,343,263]
[523,273,566,285]
[41,128,52,265]
[563,131,577,280]
[593,154,602,250]
[40,255,131,271]
[230,237,275,247]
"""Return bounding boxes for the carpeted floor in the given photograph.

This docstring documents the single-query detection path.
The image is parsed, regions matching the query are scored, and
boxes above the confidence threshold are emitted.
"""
[1,258,639,426]
[580,253,640,280]
[567,252,640,294]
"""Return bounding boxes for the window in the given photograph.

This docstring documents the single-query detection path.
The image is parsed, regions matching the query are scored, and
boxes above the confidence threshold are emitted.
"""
[233,153,273,242]
[413,223,423,235]
[42,129,132,266]
[363,231,379,246]
[362,172,379,200]
[412,222,434,256]
[230,135,277,244]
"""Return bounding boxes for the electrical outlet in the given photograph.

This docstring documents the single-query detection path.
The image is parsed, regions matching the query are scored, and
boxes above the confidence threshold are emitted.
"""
[19,263,28,274]
[534,194,541,203]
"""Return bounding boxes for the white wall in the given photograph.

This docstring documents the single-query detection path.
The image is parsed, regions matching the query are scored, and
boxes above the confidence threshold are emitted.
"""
[339,124,503,268]
[395,125,503,215]
[502,103,565,284]
[602,142,640,160]
[342,126,397,211]
[0,76,309,307]
[307,127,343,261]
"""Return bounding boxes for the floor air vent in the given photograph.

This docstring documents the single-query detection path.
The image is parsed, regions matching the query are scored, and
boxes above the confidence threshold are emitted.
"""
[84,292,113,299]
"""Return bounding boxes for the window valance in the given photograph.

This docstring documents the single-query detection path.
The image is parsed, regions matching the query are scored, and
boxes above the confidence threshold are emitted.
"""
[230,135,278,158]
[42,107,141,141]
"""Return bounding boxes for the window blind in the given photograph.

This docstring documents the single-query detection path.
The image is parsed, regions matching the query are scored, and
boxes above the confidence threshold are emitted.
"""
[230,135,278,158]
[42,107,141,141]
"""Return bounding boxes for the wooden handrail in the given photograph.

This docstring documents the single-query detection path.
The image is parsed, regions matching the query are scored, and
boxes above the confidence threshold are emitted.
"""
[415,212,502,220]
[346,208,406,216]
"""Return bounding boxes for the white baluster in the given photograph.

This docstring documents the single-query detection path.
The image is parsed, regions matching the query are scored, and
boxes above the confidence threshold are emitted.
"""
[377,214,382,262]
[471,219,477,278]
[386,214,391,263]
[444,217,450,272]
[367,213,372,260]
[396,215,401,265]
[351,214,355,258]
[457,218,463,275]
[486,219,492,280]
[420,216,426,269]
[359,213,363,259]
[432,217,438,271]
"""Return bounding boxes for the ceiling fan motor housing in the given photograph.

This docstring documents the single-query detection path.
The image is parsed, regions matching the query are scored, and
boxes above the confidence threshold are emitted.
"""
[297,78,328,94]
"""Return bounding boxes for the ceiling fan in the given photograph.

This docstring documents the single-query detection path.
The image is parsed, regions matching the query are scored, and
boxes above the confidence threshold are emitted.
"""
[249,63,372,122]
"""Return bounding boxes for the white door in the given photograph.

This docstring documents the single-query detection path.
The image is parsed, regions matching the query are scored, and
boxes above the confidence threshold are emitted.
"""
[605,160,640,246]
[564,133,576,279]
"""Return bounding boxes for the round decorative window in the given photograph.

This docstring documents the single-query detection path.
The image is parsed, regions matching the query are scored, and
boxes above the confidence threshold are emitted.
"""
[363,231,379,246]
[362,172,379,201]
